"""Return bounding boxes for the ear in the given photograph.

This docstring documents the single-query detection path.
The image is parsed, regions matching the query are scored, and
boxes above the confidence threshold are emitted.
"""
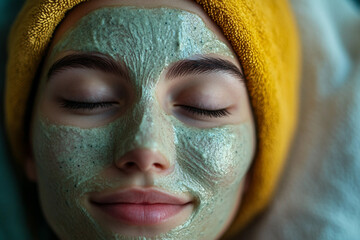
[25,149,37,182]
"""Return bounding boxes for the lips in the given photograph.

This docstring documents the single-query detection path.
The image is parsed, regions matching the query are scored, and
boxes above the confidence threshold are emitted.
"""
[90,188,192,225]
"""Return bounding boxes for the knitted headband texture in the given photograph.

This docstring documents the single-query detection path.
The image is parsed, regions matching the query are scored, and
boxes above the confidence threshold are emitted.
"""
[5,0,300,237]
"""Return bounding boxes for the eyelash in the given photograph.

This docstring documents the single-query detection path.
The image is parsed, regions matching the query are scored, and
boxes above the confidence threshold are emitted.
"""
[60,101,230,118]
[60,100,116,110]
[176,105,230,118]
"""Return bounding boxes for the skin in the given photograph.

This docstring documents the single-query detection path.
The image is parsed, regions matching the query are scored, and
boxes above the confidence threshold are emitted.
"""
[27,0,256,239]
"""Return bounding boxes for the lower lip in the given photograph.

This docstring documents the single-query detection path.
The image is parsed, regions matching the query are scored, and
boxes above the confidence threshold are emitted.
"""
[94,203,187,225]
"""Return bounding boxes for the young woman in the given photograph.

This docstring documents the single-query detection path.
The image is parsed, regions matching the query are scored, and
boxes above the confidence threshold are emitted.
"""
[4,0,299,239]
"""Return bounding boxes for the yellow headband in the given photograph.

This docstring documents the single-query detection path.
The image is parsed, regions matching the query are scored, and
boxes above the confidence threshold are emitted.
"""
[5,0,300,237]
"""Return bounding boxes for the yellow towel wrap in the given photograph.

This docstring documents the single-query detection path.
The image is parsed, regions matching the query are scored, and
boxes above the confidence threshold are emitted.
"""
[5,0,300,237]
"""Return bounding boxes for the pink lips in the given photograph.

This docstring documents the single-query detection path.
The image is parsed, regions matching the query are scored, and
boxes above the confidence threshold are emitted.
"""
[91,189,191,225]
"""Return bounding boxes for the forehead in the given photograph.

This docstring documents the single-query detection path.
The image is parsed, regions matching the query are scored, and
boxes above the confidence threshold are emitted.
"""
[49,0,234,55]
[50,7,234,60]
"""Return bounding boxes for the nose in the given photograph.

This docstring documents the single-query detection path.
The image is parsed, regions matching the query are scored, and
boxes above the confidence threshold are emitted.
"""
[115,148,172,174]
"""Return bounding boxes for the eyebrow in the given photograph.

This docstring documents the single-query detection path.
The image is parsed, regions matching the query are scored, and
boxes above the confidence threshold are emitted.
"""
[166,57,244,82]
[47,53,244,83]
[47,52,130,81]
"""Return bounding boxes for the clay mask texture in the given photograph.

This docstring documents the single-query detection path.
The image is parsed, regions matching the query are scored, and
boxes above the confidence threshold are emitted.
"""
[32,7,255,240]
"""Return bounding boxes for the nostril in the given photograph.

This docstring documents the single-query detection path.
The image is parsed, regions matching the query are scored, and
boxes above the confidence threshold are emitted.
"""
[124,162,136,168]
[115,149,171,174]
[154,163,163,169]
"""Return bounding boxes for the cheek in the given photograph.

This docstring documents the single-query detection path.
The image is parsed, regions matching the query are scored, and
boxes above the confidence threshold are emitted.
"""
[31,118,121,239]
[31,117,129,200]
[175,123,254,190]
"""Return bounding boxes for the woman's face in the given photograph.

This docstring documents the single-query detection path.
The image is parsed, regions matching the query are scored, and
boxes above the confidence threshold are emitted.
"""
[29,0,256,239]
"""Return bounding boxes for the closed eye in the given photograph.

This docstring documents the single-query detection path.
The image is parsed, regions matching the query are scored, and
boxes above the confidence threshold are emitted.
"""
[60,100,117,110]
[175,104,230,118]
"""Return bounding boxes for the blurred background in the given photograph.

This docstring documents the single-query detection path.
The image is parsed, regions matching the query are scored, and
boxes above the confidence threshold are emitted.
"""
[1,0,359,239]
[1,1,31,239]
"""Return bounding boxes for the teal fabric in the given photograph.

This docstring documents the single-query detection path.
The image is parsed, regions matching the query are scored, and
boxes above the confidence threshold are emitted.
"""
[1,0,31,239]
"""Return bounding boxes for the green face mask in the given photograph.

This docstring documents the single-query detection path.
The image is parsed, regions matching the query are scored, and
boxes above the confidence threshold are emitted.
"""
[32,6,255,240]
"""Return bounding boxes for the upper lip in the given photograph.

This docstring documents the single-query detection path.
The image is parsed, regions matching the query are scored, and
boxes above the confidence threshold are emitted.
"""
[90,188,191,205]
